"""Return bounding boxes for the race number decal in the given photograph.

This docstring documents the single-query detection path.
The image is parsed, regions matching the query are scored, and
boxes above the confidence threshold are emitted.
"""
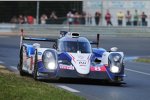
[94,67,101,71]
[90,66,106,72]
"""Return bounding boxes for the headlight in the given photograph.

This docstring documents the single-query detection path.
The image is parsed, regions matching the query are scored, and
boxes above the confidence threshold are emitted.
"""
[43,50,57,70]
[47,62,56,70]
[110,66,119,73]
[108,53,123,73]
[46,52,53,59]
[113,55,120,62]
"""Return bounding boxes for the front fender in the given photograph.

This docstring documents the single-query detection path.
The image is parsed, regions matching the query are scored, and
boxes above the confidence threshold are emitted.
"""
[102,52,124,65]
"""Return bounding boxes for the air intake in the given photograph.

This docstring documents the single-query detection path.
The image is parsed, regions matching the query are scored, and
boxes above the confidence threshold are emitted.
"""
[71,32,80,38]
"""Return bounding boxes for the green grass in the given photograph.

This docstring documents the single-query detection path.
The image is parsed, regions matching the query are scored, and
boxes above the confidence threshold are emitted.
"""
[0,68,85,100]
[135,58,150,63]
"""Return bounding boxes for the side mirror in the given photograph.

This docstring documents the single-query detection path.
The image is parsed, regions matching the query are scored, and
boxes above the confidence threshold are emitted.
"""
[110,47,118,52]
[33,43,40,49]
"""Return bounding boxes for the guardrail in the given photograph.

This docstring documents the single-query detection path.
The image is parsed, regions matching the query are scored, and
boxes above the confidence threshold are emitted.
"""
[0,24,150,37]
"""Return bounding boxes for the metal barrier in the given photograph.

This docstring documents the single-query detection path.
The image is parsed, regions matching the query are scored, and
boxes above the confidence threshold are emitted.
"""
[0,24,150,37]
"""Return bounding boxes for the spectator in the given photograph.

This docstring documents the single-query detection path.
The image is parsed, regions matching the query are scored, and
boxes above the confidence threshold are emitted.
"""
[141,11,147,26]
[117,11,124,26]
[133,10,139,26]
[74,11,80,24]
[105,10,113,26]
[80,11,86,25]
[67,11,74,25]
[125,10,132,26]
[18,14,24,24]
[49,11,58,24]
[95,11,101,26]
[40,14,48,24]
[24,15,27,24]
[86,13,92,25]
[27,15,34,24]
[10,16,18,24]
[50,11,58,20]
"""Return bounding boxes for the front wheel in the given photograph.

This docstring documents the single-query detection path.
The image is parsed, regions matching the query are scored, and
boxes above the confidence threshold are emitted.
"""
[18,46,27,76]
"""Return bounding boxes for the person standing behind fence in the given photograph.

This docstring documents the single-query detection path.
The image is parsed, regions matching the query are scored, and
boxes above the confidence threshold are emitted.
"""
[10,16,18,24]
[105,10,113,26]
[74,11,80,24]
[50,11,58,24]
[141,12,147,26]
[67,11,74,25]
[18,15,24,24]
[27,15,34,24]
[95,11,101,26]
[117,11,124,26]
[125,10,132,26]
[133,10,139,26]
[86,13,92,25]
[80,11,86,25]
[40,14,48,24]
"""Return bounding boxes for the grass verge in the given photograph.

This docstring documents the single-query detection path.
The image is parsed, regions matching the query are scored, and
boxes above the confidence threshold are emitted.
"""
[0,66,85,100]
[135,57,150,63]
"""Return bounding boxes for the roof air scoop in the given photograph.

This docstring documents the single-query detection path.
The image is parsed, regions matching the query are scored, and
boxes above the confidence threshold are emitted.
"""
[63,32,80,38]
[71,32,80,38]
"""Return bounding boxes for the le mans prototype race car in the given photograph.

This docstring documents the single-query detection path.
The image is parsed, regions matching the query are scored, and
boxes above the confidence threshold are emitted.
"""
[18,29,125,84]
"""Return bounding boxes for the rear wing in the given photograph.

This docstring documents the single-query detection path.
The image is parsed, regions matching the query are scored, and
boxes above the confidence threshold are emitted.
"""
[20,29,57,48]
[90,34,100,48]
[23,37,56,42]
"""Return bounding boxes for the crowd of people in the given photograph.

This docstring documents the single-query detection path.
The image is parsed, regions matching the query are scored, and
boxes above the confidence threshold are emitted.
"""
[10,9,148,26]
[10,15,35,24]
[117,10,148,26]
[67,9,148,26]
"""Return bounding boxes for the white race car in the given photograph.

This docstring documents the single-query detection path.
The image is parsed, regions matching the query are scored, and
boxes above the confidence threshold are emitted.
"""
[18,30,125,84]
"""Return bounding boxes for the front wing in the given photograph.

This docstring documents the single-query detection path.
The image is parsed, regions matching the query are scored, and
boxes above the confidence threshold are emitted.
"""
[36,61,125,81]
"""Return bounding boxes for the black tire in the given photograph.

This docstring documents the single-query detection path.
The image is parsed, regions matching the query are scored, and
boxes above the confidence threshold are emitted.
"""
[33,50,38,80]
[18,46,27,76]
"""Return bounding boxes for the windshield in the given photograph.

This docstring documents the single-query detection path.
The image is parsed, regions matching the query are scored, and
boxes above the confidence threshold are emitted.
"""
[59,41,92,53]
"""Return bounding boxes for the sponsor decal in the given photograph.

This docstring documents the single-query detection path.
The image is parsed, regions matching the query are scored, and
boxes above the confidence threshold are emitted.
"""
[60,64,74,70]
[79,61,86,65]
[78,55,84,59]
[38,52,42,55]
[90,66,106,72]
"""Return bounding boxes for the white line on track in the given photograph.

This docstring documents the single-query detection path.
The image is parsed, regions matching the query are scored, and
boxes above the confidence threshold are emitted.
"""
[57,85,80,93]
[0,61,4,64]
[125,68,150,76]
[9,66,18,70]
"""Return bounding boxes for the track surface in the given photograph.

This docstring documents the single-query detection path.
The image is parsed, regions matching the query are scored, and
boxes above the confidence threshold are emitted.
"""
[0,35,150,100]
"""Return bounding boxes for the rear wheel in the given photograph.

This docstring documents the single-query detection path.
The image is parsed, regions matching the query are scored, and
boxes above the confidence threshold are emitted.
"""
[18,46,27,76]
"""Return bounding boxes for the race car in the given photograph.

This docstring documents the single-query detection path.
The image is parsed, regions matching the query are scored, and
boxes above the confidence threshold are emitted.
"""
[18,29,125,84]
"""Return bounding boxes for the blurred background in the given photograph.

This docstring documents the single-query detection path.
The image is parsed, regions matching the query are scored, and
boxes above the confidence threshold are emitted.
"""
[0,0,150,27]
[0,0,150,37]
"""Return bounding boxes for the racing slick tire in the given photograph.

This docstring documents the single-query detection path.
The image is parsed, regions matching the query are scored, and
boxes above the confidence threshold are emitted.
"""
[33,50,38,80]
[18,46,27,76]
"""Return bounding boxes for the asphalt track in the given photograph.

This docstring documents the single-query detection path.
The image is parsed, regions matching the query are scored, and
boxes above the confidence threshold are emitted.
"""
[0,35,150,100]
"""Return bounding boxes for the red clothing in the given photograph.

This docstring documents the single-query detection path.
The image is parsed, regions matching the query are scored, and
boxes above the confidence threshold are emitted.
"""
[27,16,34,24]
[105,13,111,22]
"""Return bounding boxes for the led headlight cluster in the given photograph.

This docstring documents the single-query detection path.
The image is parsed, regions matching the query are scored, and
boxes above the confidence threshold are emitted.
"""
[109,53,122,73]
[113,55,121,62]
[43,50,57,70]
[110,66,120,73]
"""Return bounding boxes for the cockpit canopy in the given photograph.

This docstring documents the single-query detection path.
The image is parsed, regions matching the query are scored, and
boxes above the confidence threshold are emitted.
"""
[58,37,92,53]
